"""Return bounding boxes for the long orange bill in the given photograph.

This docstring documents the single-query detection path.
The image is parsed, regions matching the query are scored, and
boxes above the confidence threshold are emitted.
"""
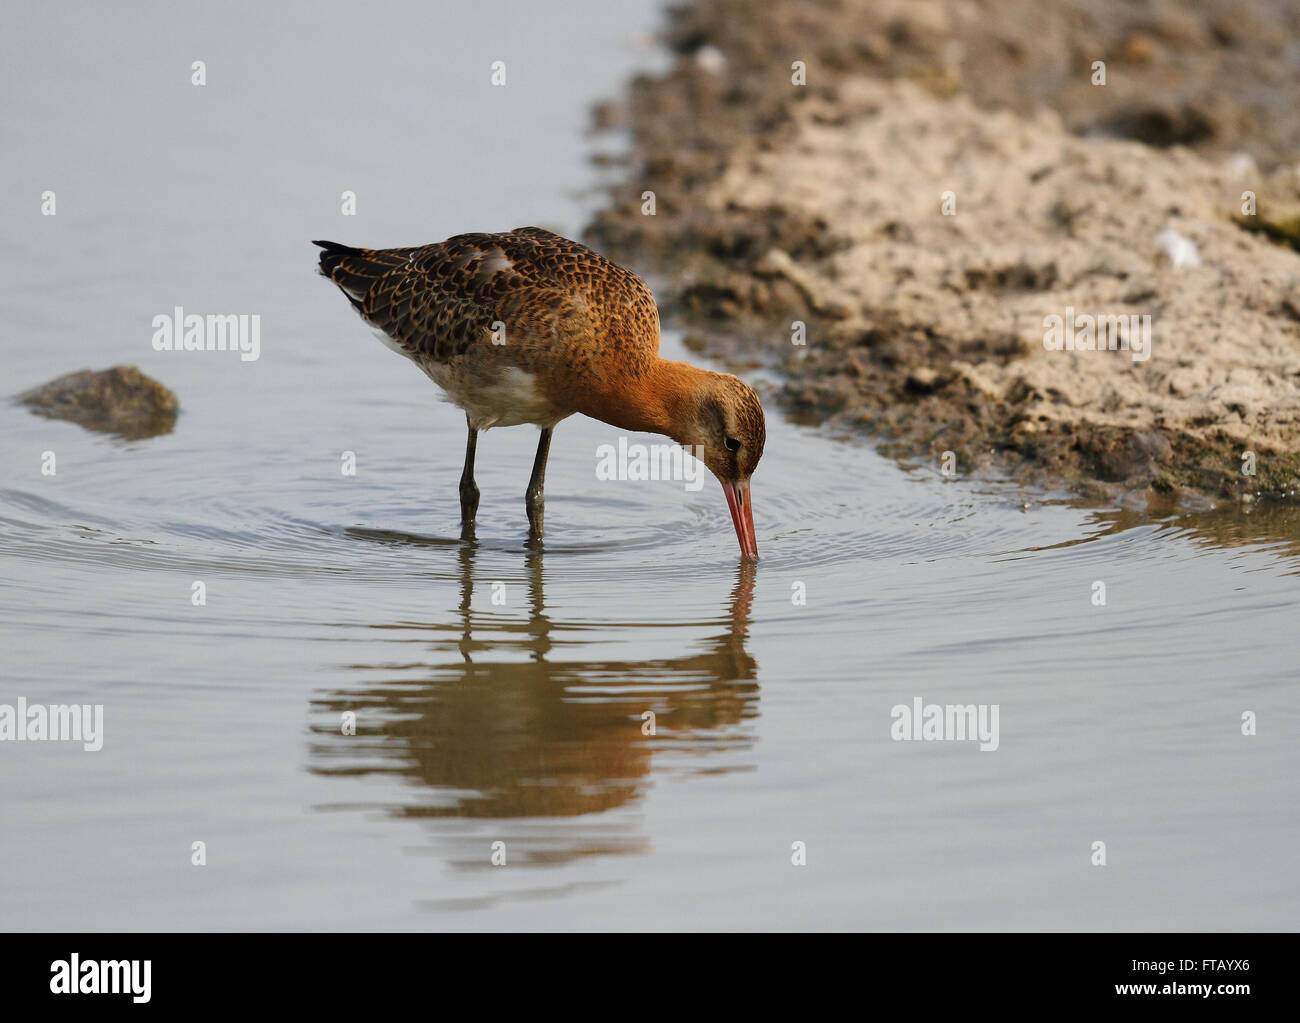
[722,478,758,560]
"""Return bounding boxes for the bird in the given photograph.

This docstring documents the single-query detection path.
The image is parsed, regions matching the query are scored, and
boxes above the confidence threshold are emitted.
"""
[313,227,764,558]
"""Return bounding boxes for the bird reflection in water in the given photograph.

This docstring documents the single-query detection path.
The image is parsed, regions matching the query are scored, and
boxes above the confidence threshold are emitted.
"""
[309,539,758,874]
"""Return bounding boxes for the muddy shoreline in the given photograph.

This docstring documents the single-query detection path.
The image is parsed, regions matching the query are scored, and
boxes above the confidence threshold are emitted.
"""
[585,0,1300,505]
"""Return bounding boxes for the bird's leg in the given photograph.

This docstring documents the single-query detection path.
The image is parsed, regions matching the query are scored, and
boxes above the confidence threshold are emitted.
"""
[459,415,480,533]
[525,427,553,538]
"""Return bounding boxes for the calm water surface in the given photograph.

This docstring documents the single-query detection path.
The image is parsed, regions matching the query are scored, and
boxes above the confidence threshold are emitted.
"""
[2,1,1298,930]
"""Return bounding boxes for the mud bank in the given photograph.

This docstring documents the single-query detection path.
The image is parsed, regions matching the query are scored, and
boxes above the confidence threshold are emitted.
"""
[586,0,1300,502]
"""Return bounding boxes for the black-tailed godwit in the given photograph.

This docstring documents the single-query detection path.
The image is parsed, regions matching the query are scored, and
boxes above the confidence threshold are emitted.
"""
[313,227,764,558]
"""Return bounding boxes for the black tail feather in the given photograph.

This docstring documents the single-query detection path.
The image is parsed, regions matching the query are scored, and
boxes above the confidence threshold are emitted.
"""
[312,239,408,312]
[312,239,365,281]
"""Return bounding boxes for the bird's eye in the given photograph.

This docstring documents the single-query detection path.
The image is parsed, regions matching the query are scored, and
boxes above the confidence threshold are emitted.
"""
[724,437,741,452]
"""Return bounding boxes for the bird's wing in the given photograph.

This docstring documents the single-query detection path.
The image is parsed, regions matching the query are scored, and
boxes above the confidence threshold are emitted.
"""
[314,228,657,364]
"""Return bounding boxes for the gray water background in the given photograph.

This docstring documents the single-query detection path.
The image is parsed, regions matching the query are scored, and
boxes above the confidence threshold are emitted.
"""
[1,0,1297,930]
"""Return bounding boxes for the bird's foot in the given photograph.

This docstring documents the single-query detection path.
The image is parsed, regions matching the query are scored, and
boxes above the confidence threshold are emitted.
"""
[459,479,480,528]
[525,489,544,539]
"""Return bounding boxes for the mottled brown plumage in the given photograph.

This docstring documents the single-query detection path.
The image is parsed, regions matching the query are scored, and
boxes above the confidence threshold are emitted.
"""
[313,227,765,557]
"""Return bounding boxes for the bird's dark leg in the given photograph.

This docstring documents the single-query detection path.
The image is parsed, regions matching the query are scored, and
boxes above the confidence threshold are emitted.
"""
[525,427,553,538]
[459,415,480,535]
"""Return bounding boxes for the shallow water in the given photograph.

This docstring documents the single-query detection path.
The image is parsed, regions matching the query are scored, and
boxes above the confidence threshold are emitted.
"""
[2,1,1298,931]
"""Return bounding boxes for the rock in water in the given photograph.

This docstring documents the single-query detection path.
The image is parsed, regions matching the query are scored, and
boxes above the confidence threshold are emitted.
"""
[16,366,179,439]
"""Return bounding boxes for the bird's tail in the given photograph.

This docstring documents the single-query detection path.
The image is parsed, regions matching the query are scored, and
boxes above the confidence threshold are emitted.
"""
[312,240,410,310]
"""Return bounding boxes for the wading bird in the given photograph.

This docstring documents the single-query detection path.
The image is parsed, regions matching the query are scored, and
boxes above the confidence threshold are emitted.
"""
[314,228,764,557]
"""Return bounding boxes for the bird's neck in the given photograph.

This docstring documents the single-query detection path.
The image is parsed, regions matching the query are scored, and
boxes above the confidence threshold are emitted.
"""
[582,358,705,444]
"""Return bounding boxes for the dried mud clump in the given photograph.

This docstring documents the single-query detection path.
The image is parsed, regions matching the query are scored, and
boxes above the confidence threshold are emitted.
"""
[17,366,179,440]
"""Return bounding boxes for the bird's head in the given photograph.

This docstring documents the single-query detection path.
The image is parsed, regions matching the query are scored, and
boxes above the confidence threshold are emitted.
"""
[676,371,766,560]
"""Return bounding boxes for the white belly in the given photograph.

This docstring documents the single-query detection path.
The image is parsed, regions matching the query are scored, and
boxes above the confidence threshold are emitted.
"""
[428,362,560,430]
[368,327,561,430]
